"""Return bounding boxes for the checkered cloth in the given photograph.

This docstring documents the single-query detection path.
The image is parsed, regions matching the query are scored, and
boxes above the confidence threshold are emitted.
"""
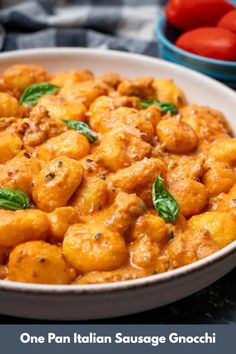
[0,0,165,56]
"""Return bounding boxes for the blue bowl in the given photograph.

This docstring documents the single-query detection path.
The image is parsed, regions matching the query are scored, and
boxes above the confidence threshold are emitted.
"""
[156,14,236,89]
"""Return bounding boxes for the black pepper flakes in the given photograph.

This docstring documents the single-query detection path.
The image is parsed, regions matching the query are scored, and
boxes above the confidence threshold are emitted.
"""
[45,172,55,181]
[177,96,183,105]
[167,230,174,240]
[57,160,63,167]
[38,257,46,263]
[95,232,102,240]
[24,152,31,159]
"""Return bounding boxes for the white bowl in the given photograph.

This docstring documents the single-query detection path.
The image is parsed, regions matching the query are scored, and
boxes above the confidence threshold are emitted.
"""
[0,48,236,321]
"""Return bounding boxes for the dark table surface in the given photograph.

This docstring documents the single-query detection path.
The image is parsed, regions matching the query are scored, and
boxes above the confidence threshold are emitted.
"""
[0,267,235,324]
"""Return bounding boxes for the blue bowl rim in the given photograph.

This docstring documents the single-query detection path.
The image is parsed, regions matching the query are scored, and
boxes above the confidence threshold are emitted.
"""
[156,13,236,67]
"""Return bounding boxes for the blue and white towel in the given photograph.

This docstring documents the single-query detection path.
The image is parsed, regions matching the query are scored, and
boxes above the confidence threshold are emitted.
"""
[0,0,165,56]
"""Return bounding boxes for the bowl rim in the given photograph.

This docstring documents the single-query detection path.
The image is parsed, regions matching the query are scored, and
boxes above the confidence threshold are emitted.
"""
[156,13,236,67]
[0,47,236,295]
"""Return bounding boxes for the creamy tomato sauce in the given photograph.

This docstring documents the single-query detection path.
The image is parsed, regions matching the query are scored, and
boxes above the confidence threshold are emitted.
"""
[0,64,235,285]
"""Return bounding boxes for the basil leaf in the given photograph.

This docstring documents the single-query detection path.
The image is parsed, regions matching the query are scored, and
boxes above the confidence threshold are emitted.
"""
[152,175,179,223]
[140,99,179,115]
[0,188,30,211]
[62,119,99,143]
[19,82,60,106]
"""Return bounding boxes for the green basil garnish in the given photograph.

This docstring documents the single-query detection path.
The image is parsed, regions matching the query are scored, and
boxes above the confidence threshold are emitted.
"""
[140,99,178,115]
[19,82,60,106]
[0,188,30,211]
[152,175,179,223]
[62,119,99,143]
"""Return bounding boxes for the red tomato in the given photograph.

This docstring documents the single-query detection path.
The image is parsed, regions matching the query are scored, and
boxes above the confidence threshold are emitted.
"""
[176,27,236,61]
[166,0,234,30]
[218,9,236,35]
